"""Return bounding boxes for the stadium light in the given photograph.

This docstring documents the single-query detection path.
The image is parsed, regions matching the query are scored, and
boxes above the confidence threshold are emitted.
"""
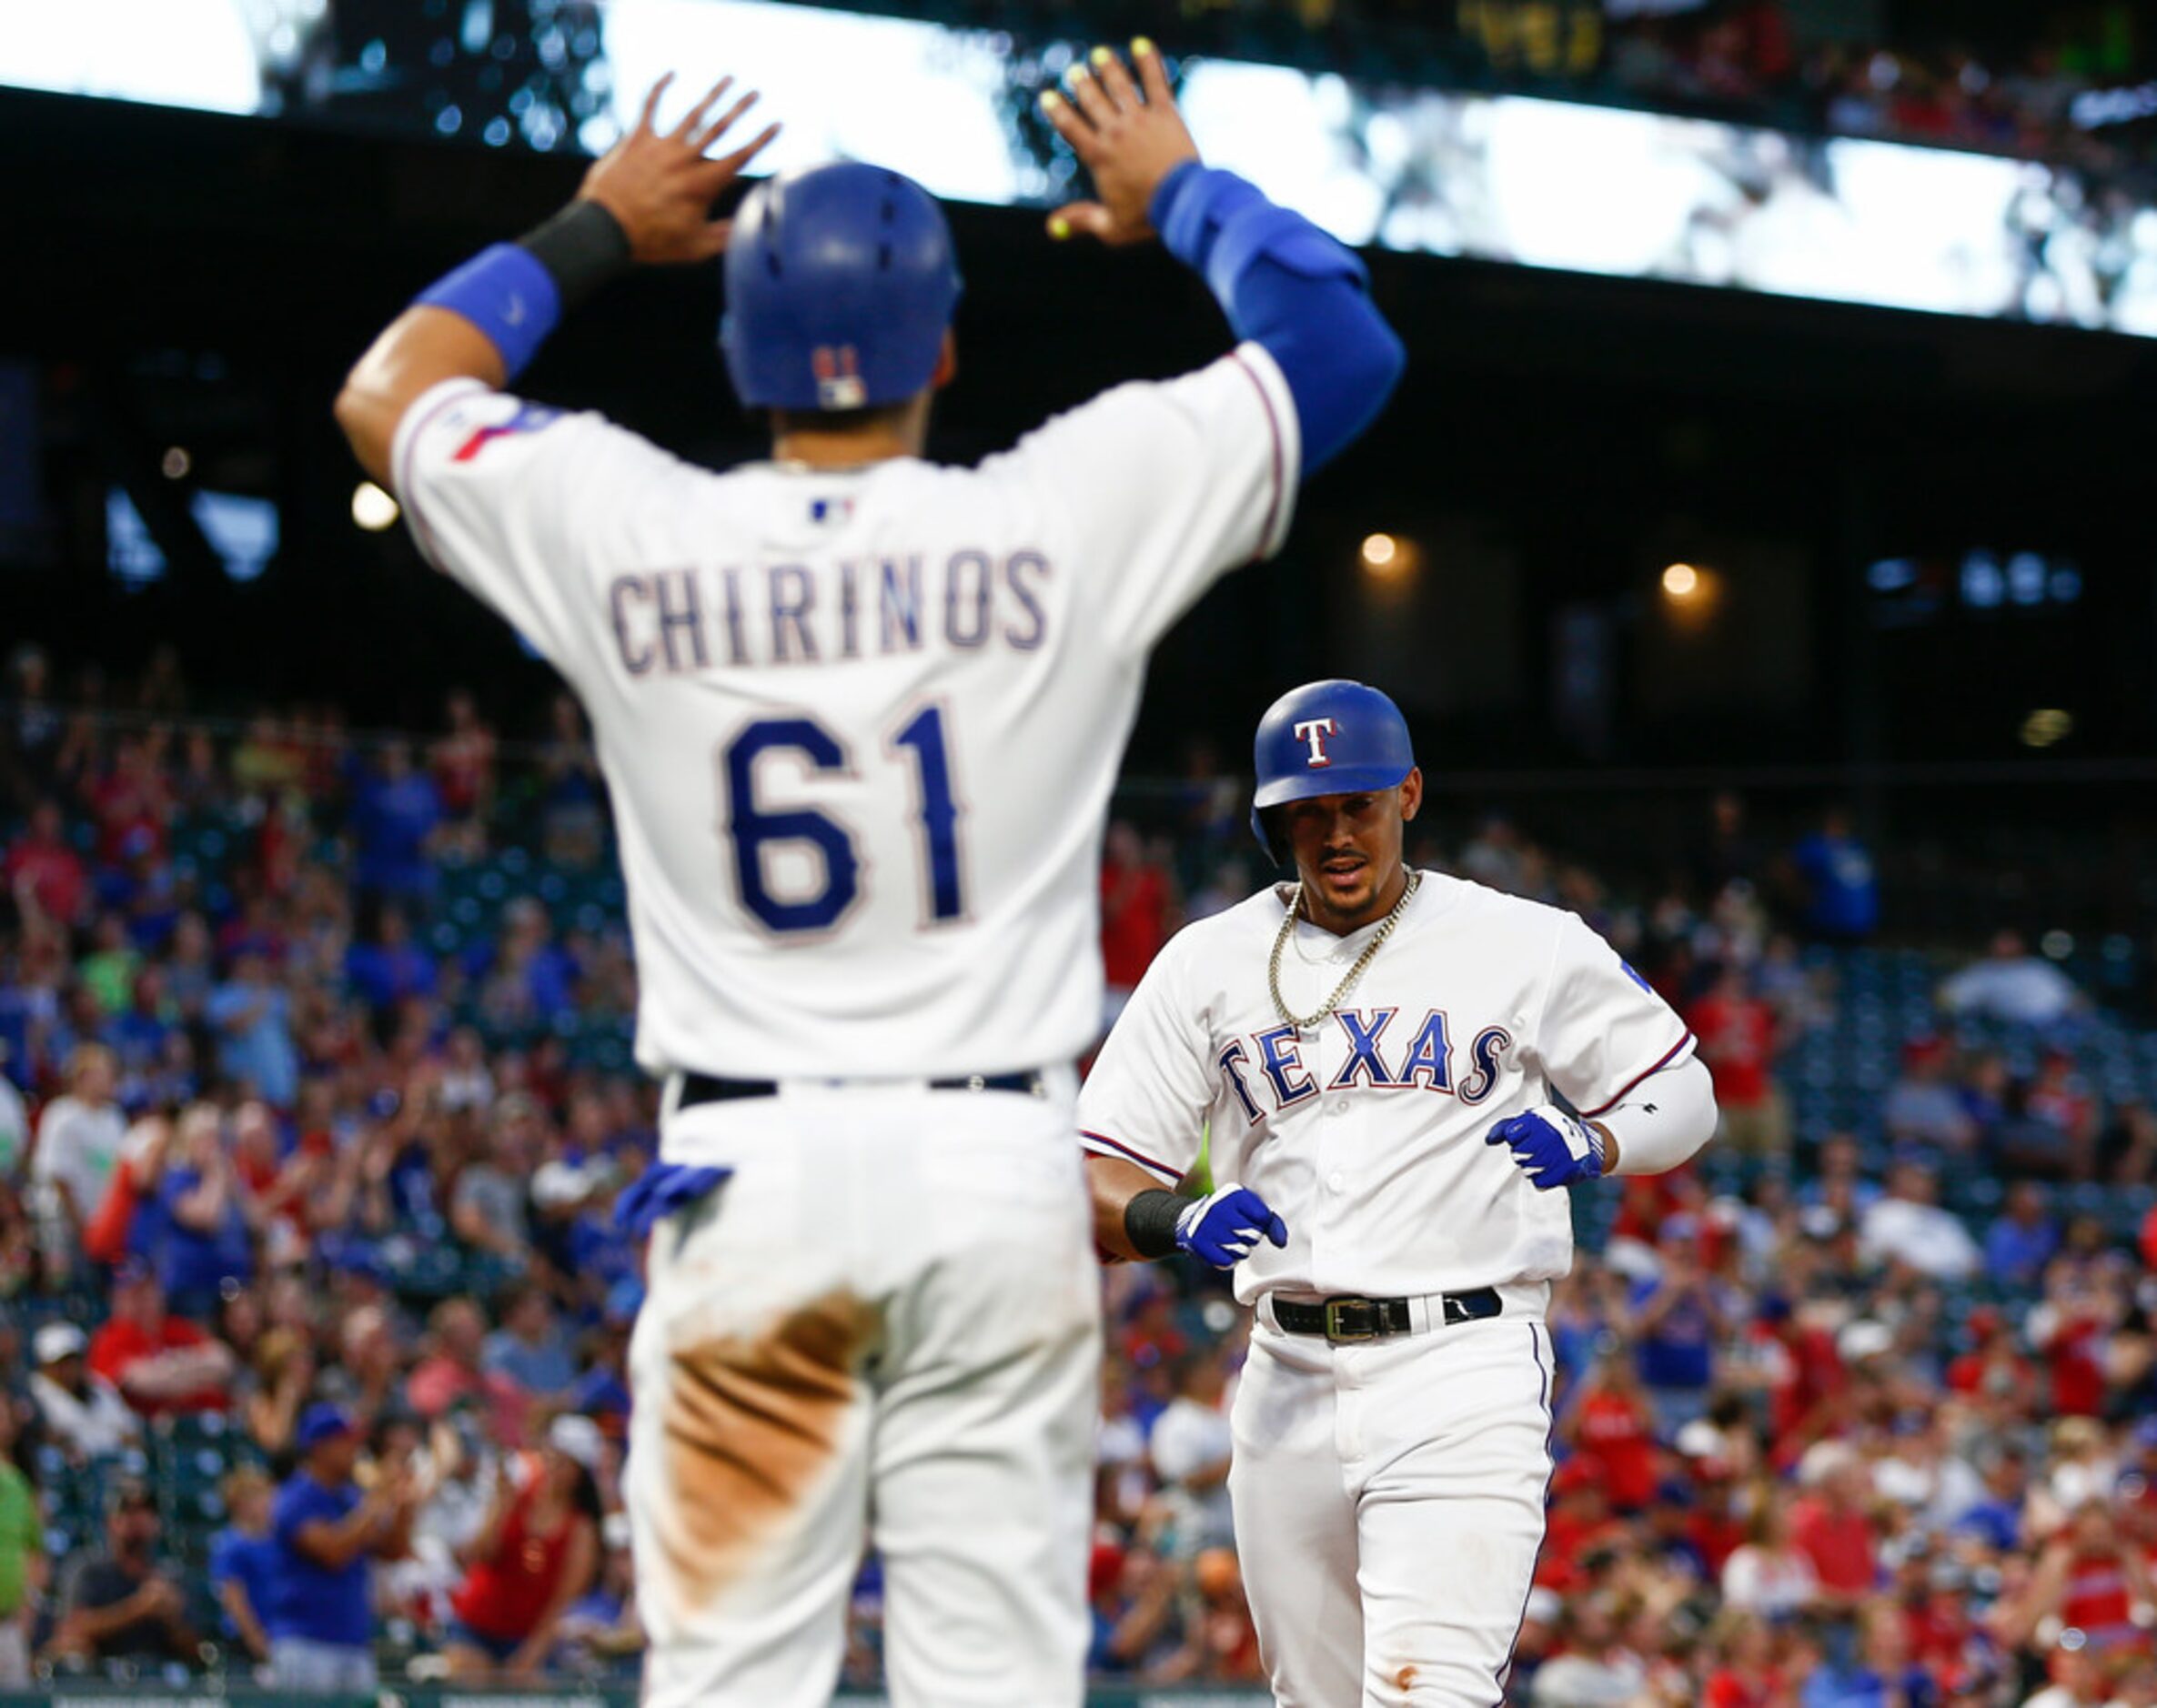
[351,481,400,532]
[2020,708,2073,749]
[1661,562,1701,599]
[1359,531,1418,586]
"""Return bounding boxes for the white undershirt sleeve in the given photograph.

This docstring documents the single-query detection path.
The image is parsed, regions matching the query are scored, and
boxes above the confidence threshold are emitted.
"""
[1593,1051,1718,1177]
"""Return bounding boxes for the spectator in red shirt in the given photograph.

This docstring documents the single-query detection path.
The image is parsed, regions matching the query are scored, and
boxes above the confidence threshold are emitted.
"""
[1700,1608,1780,1708]
[2029,1264,2112,1420]
[1999,1502,2153,1659]
[1100,822,1173,1018]
[87,1261,236,1416]
[445,1415,602,1681]
[431,688,499,829]
[87,738,172,868]
[1750,1293,1848,1461]
[1537,1460,1627,1592]
[4,800,86,929]
[406,1298,492,1421]
[1564,1351,1660,1514]
[1788,1443,1877,1609]
[1687,965,1789,1158]
[1945,1309,2036,1420]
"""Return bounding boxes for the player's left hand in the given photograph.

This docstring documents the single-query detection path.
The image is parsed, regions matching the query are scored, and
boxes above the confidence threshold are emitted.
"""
[579,74,782,265]
[1040,40,1201,246]
[1485,1105,1605,1191]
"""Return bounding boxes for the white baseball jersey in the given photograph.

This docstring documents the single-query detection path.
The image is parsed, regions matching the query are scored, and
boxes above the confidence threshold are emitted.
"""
[390,347,1298,1102]
[1077,870,1698,1301]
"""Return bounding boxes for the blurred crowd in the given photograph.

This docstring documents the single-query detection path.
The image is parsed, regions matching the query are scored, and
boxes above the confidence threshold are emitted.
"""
[5,640,2157,1702]
[935,0,2157,178]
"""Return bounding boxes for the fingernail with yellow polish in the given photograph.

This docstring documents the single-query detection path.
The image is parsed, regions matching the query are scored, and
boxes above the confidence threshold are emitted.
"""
[1133,36,1155,55]
[1091,45,1114,67]
[1041,88,1063,107]
[1049,216,1071,240]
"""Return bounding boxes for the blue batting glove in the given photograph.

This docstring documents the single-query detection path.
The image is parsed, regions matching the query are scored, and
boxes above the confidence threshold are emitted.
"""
[613,1161,733,1241]
[1174,1182,1289,1270]
[1485,1105,1605,1191]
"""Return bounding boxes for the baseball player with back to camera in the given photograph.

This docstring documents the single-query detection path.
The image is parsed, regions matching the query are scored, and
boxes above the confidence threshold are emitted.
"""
[333,43,1404,1708]
[1080,679,1719,1707]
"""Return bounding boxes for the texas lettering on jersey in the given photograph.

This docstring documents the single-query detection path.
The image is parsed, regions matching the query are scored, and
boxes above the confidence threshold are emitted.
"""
[1220,1008,1515,1122]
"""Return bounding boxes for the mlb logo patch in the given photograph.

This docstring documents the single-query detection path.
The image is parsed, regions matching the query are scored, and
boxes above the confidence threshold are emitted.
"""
[809,496,855,525]
[812,345,868,411]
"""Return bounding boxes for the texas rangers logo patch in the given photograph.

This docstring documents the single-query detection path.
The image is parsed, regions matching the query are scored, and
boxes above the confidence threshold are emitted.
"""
[812,345,867,411]
[1293,718,1337,766]
[449,401,561,462]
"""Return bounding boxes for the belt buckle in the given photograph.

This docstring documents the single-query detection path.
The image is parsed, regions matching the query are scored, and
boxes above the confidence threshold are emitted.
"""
[1323,1297,1381,1343]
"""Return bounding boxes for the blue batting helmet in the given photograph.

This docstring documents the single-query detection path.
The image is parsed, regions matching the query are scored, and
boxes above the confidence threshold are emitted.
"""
[1250,679,1416,864]
[721,162,962,411]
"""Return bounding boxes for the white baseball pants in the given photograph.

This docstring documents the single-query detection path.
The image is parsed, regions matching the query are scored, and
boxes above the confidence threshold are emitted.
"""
[1229,1285,1554,1708]
[627,1080,1102,1708]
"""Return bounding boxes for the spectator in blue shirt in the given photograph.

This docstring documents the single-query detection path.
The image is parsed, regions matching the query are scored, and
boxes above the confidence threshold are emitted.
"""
[206,954,298,1110]
[1789,807,1879,942]
[351,742,443,902]
[1985,1181,2061,1289]
[155,1103,257,1319]
[267,1404,417,1693]
[104,966,175,1087]
[1628,1221,1729,1437]
[482,1286,578,1403]
[568,1324,632,1438]
[1800,1600,1936,1706]
[477,899,578,1033]
[1955,1449,2027,1553]
[207,1466,277,1669]
[344,903,438,1016]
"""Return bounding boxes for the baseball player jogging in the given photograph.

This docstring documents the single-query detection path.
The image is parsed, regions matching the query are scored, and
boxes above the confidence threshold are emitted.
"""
[334,47,1403,1708]
[1080,679,1719,1707]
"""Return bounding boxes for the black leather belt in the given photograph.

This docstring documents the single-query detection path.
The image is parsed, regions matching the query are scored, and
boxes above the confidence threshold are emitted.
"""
[1272,1288,1504,1343]
[678,1068,1049,1110]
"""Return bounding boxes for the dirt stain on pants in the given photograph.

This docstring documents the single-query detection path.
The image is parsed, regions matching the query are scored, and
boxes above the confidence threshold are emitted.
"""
[653,1291,877,1617]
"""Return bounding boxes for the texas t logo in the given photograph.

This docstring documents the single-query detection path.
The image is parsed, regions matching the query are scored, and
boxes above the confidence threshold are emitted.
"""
[1294,718,1337,766]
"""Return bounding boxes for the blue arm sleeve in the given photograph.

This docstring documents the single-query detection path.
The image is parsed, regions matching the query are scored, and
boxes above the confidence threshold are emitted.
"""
[1150,162,1406,474]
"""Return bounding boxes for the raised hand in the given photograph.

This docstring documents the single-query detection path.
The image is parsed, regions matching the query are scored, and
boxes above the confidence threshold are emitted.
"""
[1485,1105,1606,1191]
[1040,41,1202,247]
[1174,1181,1289,1270]
[580,75,781,265]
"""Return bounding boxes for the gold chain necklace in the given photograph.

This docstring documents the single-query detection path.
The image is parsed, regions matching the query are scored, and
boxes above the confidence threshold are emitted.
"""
[1267,869,1421,1031]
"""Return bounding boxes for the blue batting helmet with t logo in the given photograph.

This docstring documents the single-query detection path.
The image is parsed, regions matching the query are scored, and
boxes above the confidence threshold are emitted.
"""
[721,161,963,412]
[1249,679,1416,864]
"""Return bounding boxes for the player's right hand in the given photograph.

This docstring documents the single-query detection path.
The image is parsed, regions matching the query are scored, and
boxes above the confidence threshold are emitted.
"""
[579,74,781,265]
[1174,1182,1288,1270]
[1040,40,1202,247]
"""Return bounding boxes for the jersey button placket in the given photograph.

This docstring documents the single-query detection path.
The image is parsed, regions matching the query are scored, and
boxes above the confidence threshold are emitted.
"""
[1306,1022,1344,1284]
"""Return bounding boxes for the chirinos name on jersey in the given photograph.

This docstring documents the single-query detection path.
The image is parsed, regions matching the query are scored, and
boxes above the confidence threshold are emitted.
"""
[606,551,1052,675]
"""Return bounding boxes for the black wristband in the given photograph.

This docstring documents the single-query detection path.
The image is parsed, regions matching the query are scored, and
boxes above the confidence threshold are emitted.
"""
[517,200,633,315]
[1124,1189,1186,1261]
